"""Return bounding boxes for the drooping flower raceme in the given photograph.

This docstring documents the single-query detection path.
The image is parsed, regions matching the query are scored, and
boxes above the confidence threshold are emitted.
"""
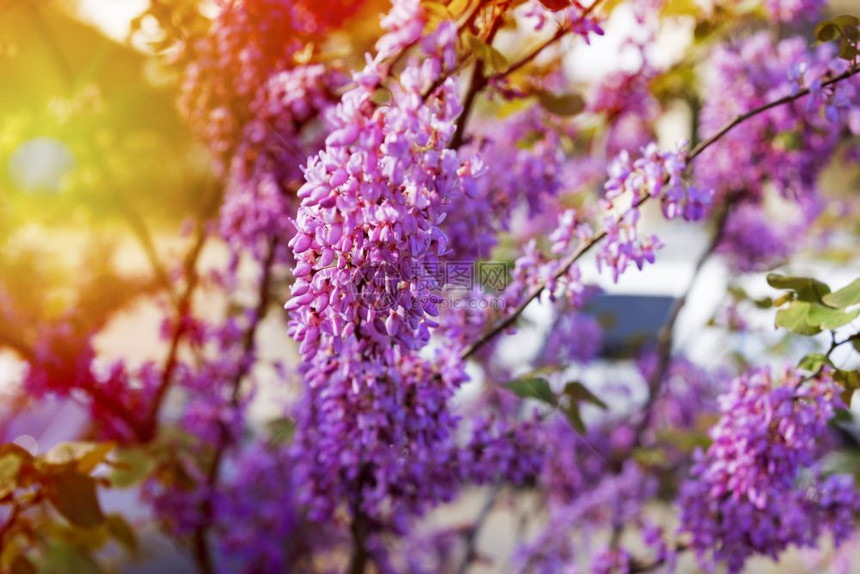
[179,0,366,162]
[180,1,362,260]
[221,65,346,257]
[678,368,859,573]
[697,33,860,272]
[445,108,567,262]
[286,20,481,527]
[599,143,712,281]
[286,23,478,359]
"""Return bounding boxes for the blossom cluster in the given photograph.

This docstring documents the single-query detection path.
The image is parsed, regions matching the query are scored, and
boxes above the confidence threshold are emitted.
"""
[221,65,347,258]
[23,321,157,442]
[446,109,567,262]
[679,368,859,573]
[178,0,365,161]
[286,20,481,528]
[599,143,712,281]
[698,33,860,270]
[6,0,860,573]
[179,1,365,259]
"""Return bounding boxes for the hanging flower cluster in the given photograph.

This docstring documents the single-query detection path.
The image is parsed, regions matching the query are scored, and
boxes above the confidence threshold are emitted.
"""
[679,368,860,573]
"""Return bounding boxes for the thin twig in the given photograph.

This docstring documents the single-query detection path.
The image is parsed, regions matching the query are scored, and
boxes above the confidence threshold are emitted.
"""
[629,541,691,573]
[456,482,503,574]
[450,1,511,148]
[630,199,733,443]
[145,210,213,438]
[348,464,372,574]
[460,65,860,361]
[490,0,604,82]
[190,238,278,574]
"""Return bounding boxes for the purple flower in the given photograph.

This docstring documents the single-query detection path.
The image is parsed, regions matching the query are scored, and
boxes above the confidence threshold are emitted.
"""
[678,368,859,573]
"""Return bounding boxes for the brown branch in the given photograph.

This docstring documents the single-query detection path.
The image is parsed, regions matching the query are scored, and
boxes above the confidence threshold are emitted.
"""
[489,0,604,82]
[630,541,690,573]
[190,238,278,574]
[630,199,733,443]
[348,505,370,574]
[455,481,502,574]
[450,1,511,148]
[687,67,860,161]
[495,24,569,81]
[459,64,860,361]
[346,461,375,574]
[145,218,211,439]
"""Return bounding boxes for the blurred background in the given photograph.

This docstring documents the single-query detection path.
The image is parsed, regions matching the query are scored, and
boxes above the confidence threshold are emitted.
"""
[2,0,860,572]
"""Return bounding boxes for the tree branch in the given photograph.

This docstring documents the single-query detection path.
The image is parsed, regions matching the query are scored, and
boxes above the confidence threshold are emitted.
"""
[630,198,734,444]
[190,238,278,574]
[145,216,211,439]
[460,64,860,361]
[455,481,502,574]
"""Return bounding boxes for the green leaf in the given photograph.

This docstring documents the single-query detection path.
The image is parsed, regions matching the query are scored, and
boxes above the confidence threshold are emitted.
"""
[39,544,102,574]
[775,302,821,335]
[565,402,586,434]
[835,370,860,406]
[773,291,796,307]
[840,36,859,60]
[823,278,860,309]
[563,381,608,410]
[655,428,711,453]
[109,447,154,488]
[773,131,804,151]
[535,90,586,117]
[267,417,296,445]
[832,14,860,30]
[49,472,105,528]
[45,442,115,474]
[632,446,668,467]
[806,303,859,330]
[0,443,34,460]
[728,285,772,308]
[767,273,831,303]
[822,449,860,475]
[448,0,471,17]
[422,1,454,23]
[467,34,508,74]
[660,0,699,18]
[106,514,138,555]
[816,21,840,42]
[797,352,833,372]
[844,25,860,42]
[559,382,607,434]
[753,296,773,309]
[504,377,557,406]
[0,454,22,498]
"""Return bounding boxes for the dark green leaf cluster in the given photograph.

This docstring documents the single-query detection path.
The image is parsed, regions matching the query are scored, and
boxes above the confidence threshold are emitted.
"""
[816,15,860,61]
[504,369,607,434]
[770,273,860,404]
